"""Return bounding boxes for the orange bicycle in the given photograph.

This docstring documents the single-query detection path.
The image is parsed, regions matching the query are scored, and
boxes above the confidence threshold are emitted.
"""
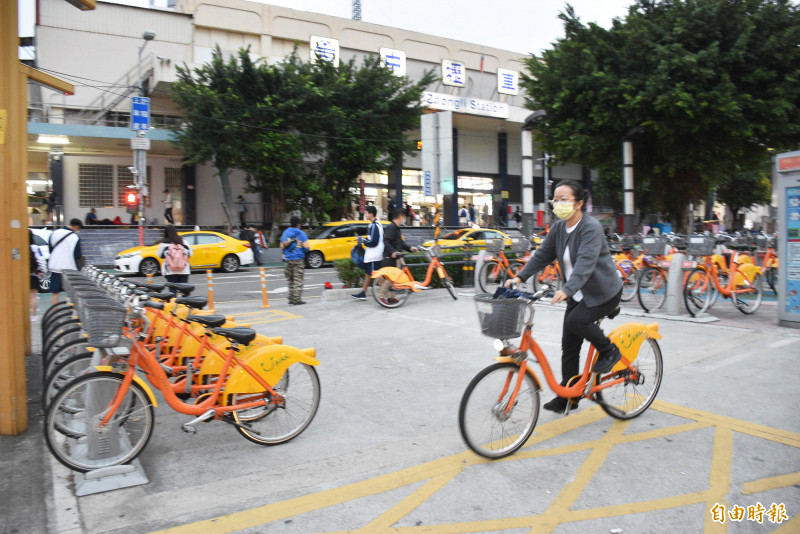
[370,244,457,308]
[683,235,763,316]
[459,287,663,458]
[477,238,529,293]
[44,294,321,472]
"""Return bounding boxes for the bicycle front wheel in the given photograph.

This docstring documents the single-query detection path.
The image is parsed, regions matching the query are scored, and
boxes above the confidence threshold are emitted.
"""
[477,260,507,293]
[458,363,540,459]
[733,272,763,315]
[683,268,713,317]
[441,271,458,300]
[44,371,155,473]
[371,275,411,308]
[595,338,663,420]
[230,363,321,445]
[637,267,667,313]
[618,262,638,302]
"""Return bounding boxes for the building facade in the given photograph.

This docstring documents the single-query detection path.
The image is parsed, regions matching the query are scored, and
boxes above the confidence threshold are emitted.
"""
[28,0,593,229]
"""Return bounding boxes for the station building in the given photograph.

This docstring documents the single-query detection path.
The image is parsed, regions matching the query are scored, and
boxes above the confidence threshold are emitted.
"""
[27,0,603,230]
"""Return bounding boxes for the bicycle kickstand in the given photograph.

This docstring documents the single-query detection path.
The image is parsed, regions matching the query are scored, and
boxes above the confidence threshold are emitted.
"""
[182,409,215,434]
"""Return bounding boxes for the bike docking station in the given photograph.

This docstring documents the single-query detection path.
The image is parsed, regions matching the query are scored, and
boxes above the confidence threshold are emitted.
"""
[775,150,800,329]
[71,345,150,496]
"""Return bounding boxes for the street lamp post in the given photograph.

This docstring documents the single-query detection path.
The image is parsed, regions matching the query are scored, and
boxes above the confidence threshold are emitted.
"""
[521,110,548,238]
[133,30,155,245]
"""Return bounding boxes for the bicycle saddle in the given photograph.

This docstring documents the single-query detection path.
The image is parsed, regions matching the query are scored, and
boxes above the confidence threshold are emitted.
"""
[186,314,227,328]
[211,327,256,345]
[175,296,207,310]
[165,282,195,296]
[125,280,167,292]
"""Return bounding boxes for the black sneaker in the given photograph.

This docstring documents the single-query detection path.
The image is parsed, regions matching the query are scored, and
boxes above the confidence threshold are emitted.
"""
[543,396,579,413]
[593,345,622,373]
[352,292,366,301]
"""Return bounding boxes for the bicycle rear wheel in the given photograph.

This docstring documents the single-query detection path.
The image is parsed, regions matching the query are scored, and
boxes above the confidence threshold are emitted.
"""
[371,275,411,308]
[683,268,713,317]
[637,267,667,313]
[477,260,507,294]
[458,362,540,459]
[532,265,563,292]
[44,371,154,472]
[42,351,95,410]
[733,272,763,315]
[230,363,321,445]
[594,338,663,420]
[765,266,778,294]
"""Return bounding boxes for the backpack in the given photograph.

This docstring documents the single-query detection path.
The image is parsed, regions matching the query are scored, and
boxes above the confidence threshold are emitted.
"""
[165,242,187,272]
[350,242,366,271]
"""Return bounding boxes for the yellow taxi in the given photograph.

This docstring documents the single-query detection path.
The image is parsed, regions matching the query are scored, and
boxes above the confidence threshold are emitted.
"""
[305,220,391,268]
[423,227,512,248]
[114,230,254,276]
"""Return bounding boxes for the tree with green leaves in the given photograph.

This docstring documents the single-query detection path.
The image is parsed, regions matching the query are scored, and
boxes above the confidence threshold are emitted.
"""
[171,45,434,231]
[715,164,772,230]
[521,0,800,231]
[171,46,303,232]
[285,50,435,220]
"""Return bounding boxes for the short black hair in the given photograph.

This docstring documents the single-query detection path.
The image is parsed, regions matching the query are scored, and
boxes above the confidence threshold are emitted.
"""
[290,216,302,227]
[69,218,83,228]
[390,209,404,221]
[366,205,377,217]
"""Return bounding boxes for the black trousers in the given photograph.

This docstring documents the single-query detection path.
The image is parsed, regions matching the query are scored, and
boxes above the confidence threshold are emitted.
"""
[560,289,622,383]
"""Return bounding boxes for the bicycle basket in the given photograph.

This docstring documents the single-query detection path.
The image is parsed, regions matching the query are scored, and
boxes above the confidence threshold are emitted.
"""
[621,235,635,249]
[484,238,506,254]
[752,234,767,252]
[640,236,668,255]
[474,294,529,339]
[82,301,127,348]
[510,237,530,254]
[687,235,716,256]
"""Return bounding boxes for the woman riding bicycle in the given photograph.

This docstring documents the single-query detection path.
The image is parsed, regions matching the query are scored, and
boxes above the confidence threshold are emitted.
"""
[505,180,623,413]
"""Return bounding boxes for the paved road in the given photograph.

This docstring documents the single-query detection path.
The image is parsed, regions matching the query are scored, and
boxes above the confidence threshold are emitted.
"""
[2,278,799,534]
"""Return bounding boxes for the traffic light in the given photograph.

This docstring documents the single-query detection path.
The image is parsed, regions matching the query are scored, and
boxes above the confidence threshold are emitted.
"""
[126,191,138,207]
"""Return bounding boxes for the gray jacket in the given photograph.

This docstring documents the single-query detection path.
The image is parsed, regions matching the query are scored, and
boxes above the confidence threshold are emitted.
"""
[517,215,622,307]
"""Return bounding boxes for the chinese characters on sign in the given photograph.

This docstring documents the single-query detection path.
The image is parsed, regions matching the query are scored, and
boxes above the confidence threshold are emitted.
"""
[309,36,340,66]
[130,97,150,131]
[497,68,519,95]
[380,48,406,76]
[441,59,465,87]
[710,502,788,524]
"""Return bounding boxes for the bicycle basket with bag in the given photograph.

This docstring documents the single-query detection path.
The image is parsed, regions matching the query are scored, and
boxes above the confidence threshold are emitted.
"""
[474,294,529,339]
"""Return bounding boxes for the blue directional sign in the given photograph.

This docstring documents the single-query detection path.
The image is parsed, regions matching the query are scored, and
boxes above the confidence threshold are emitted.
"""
[131,97,150,131]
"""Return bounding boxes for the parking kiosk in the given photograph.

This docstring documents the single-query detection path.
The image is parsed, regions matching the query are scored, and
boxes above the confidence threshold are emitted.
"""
[775,150,800,329]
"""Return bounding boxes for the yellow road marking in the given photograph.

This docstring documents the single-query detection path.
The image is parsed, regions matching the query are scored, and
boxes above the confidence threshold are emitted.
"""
[152,401,799,534]
[241,310,303,325]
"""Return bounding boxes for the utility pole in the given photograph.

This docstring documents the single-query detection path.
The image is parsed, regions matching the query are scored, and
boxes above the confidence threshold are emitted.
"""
[133,30,155,245]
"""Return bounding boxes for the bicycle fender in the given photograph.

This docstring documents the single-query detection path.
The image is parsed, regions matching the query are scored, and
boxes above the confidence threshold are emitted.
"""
[198,333,284,376]
[733,263,762,285]
[370,266,412,284]
[606,322,661,372]
[93,366,158,407]
[493,357,543,390]
[224,345,319,396]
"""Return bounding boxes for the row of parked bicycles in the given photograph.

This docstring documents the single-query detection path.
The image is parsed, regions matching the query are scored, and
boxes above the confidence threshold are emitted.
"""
[476,232,778,316]
[40,266,321,473]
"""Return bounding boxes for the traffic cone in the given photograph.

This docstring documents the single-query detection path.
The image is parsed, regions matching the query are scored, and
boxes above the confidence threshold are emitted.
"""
[324,281,333,289]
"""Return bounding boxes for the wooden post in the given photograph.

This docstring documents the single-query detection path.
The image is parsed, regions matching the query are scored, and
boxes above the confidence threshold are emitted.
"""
[260,267,270,308]
[206,270,215,312]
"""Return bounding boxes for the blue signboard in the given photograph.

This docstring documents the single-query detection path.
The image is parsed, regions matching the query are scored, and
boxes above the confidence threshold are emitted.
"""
[131,97,150,131]
[424,170,432,196]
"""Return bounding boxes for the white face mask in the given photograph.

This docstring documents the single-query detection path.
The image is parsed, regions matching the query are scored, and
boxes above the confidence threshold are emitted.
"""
[552,201,576,220]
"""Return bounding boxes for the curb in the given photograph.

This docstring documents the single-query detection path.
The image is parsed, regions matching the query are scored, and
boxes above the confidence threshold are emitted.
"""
[321,288,372,302]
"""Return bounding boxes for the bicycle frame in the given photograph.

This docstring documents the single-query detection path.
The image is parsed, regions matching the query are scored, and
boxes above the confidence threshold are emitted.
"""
[693,249,761,299]
[495,320,661,412]
[371,252,448,292]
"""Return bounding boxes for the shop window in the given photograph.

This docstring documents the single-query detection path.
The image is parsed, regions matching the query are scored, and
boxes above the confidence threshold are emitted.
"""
[78,164,114,208]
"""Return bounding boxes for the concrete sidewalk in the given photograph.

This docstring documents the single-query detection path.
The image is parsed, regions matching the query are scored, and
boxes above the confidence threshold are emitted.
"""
[3,288,799,533]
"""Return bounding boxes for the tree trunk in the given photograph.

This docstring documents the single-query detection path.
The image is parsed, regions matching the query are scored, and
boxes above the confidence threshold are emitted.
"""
[214,165,236,231]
